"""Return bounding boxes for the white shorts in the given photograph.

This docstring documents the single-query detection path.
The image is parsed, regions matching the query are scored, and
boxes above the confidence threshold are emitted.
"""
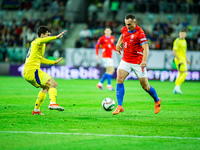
[102,58,113,68]
[117,60,148,78]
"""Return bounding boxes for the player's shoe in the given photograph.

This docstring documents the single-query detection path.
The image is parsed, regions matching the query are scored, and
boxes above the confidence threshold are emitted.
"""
[155,98,161,114]
[112,105,124,115]
[173,86,182,94]
[106,85,114,91]
[173,89,182,94]
[32,110,44,115]
[48,104,65,111]
[96,84,103,90]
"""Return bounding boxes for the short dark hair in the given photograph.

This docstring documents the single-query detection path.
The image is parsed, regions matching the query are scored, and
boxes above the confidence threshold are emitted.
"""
[37,25,51,37]
[180,29,186,32]
[105,26,111,30]
[125,14,136,20]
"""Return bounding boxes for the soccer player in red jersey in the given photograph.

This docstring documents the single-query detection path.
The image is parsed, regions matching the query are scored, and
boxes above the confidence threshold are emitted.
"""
[96,27,116,91]
[112,14,161,115]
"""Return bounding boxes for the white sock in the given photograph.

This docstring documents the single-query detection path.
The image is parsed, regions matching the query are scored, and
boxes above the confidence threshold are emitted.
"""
[50,102,56,104]
[175,85,180,90]
[98,82,103,86]
[34,108,40,112]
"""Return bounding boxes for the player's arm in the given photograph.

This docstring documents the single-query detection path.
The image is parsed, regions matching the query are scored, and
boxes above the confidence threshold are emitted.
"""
[95,38,102,60]
[116,34,123,55]
[172,39,182,63]
[95,43,100,60]
[185,53,190,65]
[41,57,63,65]
[112,38,117,51]
[37,36,57,45]
[37,30,67,45]
[140,43,149,68]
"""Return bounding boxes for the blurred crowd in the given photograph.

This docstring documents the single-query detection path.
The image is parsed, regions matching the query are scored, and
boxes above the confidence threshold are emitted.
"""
[76,18,200,51]
[1,0,200,63]
[0,0,71,62]
[75,0,200,51]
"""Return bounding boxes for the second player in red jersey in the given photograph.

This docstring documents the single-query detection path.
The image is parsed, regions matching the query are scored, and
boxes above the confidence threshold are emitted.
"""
[95,27,116,91]
[96,34,116,58]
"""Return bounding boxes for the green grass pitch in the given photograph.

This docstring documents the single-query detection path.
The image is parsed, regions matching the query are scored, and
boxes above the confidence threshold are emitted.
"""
[0,76,200,150]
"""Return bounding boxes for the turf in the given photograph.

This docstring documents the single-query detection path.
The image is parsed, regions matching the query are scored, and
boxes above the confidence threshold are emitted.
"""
[0,76,200,150]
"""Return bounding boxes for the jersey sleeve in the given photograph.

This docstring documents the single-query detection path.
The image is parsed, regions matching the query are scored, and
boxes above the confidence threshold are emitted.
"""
[41,57,55,65]
[95,37,102,56]
[121,27,125,34]
[138,31,148,45]
[173,38,179,50]
[36,36,57,45]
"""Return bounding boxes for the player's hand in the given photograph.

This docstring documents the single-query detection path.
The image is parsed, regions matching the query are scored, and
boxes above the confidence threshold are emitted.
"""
[55,57,63,64]
[187,60,190,65]
[140,61,147,68]
[56,30,67,39]
[116,44,122,55]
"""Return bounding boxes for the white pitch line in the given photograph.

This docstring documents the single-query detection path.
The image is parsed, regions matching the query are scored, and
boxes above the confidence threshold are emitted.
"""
[0,131,200,140]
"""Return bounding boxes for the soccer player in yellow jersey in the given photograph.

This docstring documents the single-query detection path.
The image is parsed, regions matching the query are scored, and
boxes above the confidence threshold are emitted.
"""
[173,30,190,94]
[23,25,67,115]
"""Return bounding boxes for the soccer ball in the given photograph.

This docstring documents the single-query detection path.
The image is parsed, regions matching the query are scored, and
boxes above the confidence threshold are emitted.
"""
[102,98,115,111]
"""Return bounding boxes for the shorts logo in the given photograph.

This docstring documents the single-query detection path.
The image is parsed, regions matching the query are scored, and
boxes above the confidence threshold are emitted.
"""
[141,68,145,74]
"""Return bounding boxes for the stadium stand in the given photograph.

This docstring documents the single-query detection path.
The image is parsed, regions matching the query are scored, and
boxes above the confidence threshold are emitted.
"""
[0,0,200,63]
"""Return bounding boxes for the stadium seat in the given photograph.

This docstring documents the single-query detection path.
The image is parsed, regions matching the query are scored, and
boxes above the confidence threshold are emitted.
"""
[186,14,192,22]
[7,48,15,62]
[167,14,174,22]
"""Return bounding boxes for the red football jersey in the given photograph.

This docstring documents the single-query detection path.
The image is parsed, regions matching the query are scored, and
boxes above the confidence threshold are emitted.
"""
[95,35,116,58]
[121,25,148,64]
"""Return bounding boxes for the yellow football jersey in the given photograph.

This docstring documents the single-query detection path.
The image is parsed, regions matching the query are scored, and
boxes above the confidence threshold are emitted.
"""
[23,36,57,74]
[173,38,187,61]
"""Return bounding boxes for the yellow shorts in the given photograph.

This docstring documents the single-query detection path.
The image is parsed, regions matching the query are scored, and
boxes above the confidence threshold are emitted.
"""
[174,59,187,72]
[23,69,52,88]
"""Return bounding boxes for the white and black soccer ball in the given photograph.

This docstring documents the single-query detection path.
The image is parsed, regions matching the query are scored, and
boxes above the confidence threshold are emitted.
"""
[102,98,115,111]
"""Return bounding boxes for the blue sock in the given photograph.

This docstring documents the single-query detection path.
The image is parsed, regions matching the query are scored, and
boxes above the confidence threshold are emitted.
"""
[147,86,159,102]
[107,74,113,85]
[116,83,125,106]
[100,73,107,84]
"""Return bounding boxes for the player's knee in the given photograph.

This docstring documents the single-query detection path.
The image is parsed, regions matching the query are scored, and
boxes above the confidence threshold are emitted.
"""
[111,68,115,74]
[51,81,58,88]
[183,72,187,77]
[117,75,125,83]
[46,78,58,88]
[141,84,149,91]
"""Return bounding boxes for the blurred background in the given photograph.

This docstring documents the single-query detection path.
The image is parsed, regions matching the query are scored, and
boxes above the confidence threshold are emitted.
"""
[0,0,200,81]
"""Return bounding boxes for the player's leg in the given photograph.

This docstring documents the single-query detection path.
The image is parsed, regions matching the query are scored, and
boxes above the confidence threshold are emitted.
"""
[113,60,130,115]
[97,58,113,90]
[23,70,47,115]
[134,64,161,114]
[97,71,107,90]
[173,61,187,94]
[139,77,161,114]
[44,78,65,111]
[39,70,64,111]
[106,66,115,91]
[32,87,48,115]
[113,69,129,115]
